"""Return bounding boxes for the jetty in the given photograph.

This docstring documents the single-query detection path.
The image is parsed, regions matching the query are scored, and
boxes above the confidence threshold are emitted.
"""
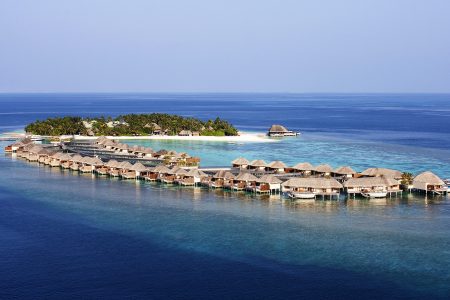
[4,137,448,200]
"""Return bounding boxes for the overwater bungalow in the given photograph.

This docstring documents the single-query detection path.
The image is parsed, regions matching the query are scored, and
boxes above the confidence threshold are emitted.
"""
[282,177,342,200]
[162,166,182,184]
[145,165,170,181]
[223,172,237,189]
[97,159,118,175]
[333,166,357,179]
[291,162,315,175]
[59,153,74,168]
[343,176,401,198]
[173,168,189,184]
[4,138,33,153]
[49,152,64,167]
[266,161,287,173]
[180,169,208,186]
[27,145,45,162]
[205,170,227,188]
[267,124,298,137]
[108,161,132,177]
[360,168,402,180]
[254,175,282,194]
[80,157,104,173]
[122,162,148,179]
[248,160,267,172]
[232,172,258,191]
[412,171,448,195]
[68,154,83,170]
[314,164,333,176]
[232,157,249,169]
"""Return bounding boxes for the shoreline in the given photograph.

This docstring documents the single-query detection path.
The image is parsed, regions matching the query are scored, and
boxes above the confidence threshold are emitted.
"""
[2,131,278,143]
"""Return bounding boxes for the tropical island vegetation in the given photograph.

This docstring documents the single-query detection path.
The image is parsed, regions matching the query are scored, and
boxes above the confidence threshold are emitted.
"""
[24,114,239,137]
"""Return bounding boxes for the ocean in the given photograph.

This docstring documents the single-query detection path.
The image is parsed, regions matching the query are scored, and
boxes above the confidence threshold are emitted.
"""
[0,93,449,299]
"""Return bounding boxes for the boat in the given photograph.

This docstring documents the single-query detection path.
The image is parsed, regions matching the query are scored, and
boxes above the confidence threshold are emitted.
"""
[361,191,387,198]
[287,191,316,199]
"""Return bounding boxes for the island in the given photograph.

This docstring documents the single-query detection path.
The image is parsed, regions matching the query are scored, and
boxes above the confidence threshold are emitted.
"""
[24,114,239,137]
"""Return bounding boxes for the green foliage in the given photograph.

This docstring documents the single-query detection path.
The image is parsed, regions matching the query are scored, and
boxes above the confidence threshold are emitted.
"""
[401,172,414,185]
[25,113,238,137]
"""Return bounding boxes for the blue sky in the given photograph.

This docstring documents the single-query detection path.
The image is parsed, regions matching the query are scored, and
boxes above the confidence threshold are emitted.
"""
[1,0,449,93]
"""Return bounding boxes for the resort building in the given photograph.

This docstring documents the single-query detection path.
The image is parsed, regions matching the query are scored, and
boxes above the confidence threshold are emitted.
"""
[232,172,258,191]
[344,176,401,198]
[360,168,402,180]
[333,166,357,179]
[254,175,282,194]
[266,161,287,173]
[282,177,342,199]
[412,171,448,195]
[232,157,249,169]
[267,125,298,137]
[248,160,267,172]
[314,164,334,176]
[291,162,315,175]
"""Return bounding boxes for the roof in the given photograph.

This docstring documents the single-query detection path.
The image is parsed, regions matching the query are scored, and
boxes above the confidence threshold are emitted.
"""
[129,162,148,172]
[361,168,402,178]
[257,174,282,184]
[282,177,343,189]
[268,161,287,169]
[186,169,208,177]
[269,124,289,132]
[344,176,398,188]
[315,164,334,173]
[292,162,314,171]
[235,172,258,181]
[117,161,133,169]
[413,171,444,186]
[105,160,119,167]
[232,157,249,165]
[250,159,267,167]
[334,166,356,175]
[152,165,171,173]
[175,168,188,175]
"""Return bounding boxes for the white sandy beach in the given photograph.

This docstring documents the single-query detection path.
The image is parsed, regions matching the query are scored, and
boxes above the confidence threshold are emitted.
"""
[72,132,277,143]
[2,131,278,143]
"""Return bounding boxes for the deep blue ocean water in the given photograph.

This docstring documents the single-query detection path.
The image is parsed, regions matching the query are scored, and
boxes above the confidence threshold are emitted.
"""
[0,93,449,299]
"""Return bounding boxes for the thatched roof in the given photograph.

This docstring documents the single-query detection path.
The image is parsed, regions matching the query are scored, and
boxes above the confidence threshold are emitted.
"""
[344,176,398,188]
[413,171,444,186]
[232,157,249,165]
[269,124,289,132]
[89,157,104,166]
[117,161,133,169]
[282,177,343,189]
[267,161,287,169]
[334,166,356,175]
[315,164,333,173]
[70,154,84,163]
[361,168,402,178]
[292,162,314,171]
[129,162,148,172]
[257,174,282,184]
[152,165,171,173]
[235,172,258,182]
[156,149,168,155]
[29,145,44,154]
[250,159,267,167]
[186,169,208,177]
[175,168,188,175]
[213,170,228,178]
[105,160,119,168]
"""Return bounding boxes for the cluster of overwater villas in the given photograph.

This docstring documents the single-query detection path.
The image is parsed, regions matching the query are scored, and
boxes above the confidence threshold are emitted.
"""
[6,138,449,200]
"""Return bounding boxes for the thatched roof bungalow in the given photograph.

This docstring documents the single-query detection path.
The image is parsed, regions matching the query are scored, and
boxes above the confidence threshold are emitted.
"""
[233,172,258,191]
[343,176,400,194]
[266,161,287,173]
[360,168,402,179]
[314,164,334,176]
[232,157,249,169]
[333,166,356,178]
[282,177,342,198]
[413,171,447,194]
[255,175,282,193]
[249,160,267,171]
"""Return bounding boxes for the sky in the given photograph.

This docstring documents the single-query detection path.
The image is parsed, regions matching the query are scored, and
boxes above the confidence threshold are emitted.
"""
[0,0,449,93]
